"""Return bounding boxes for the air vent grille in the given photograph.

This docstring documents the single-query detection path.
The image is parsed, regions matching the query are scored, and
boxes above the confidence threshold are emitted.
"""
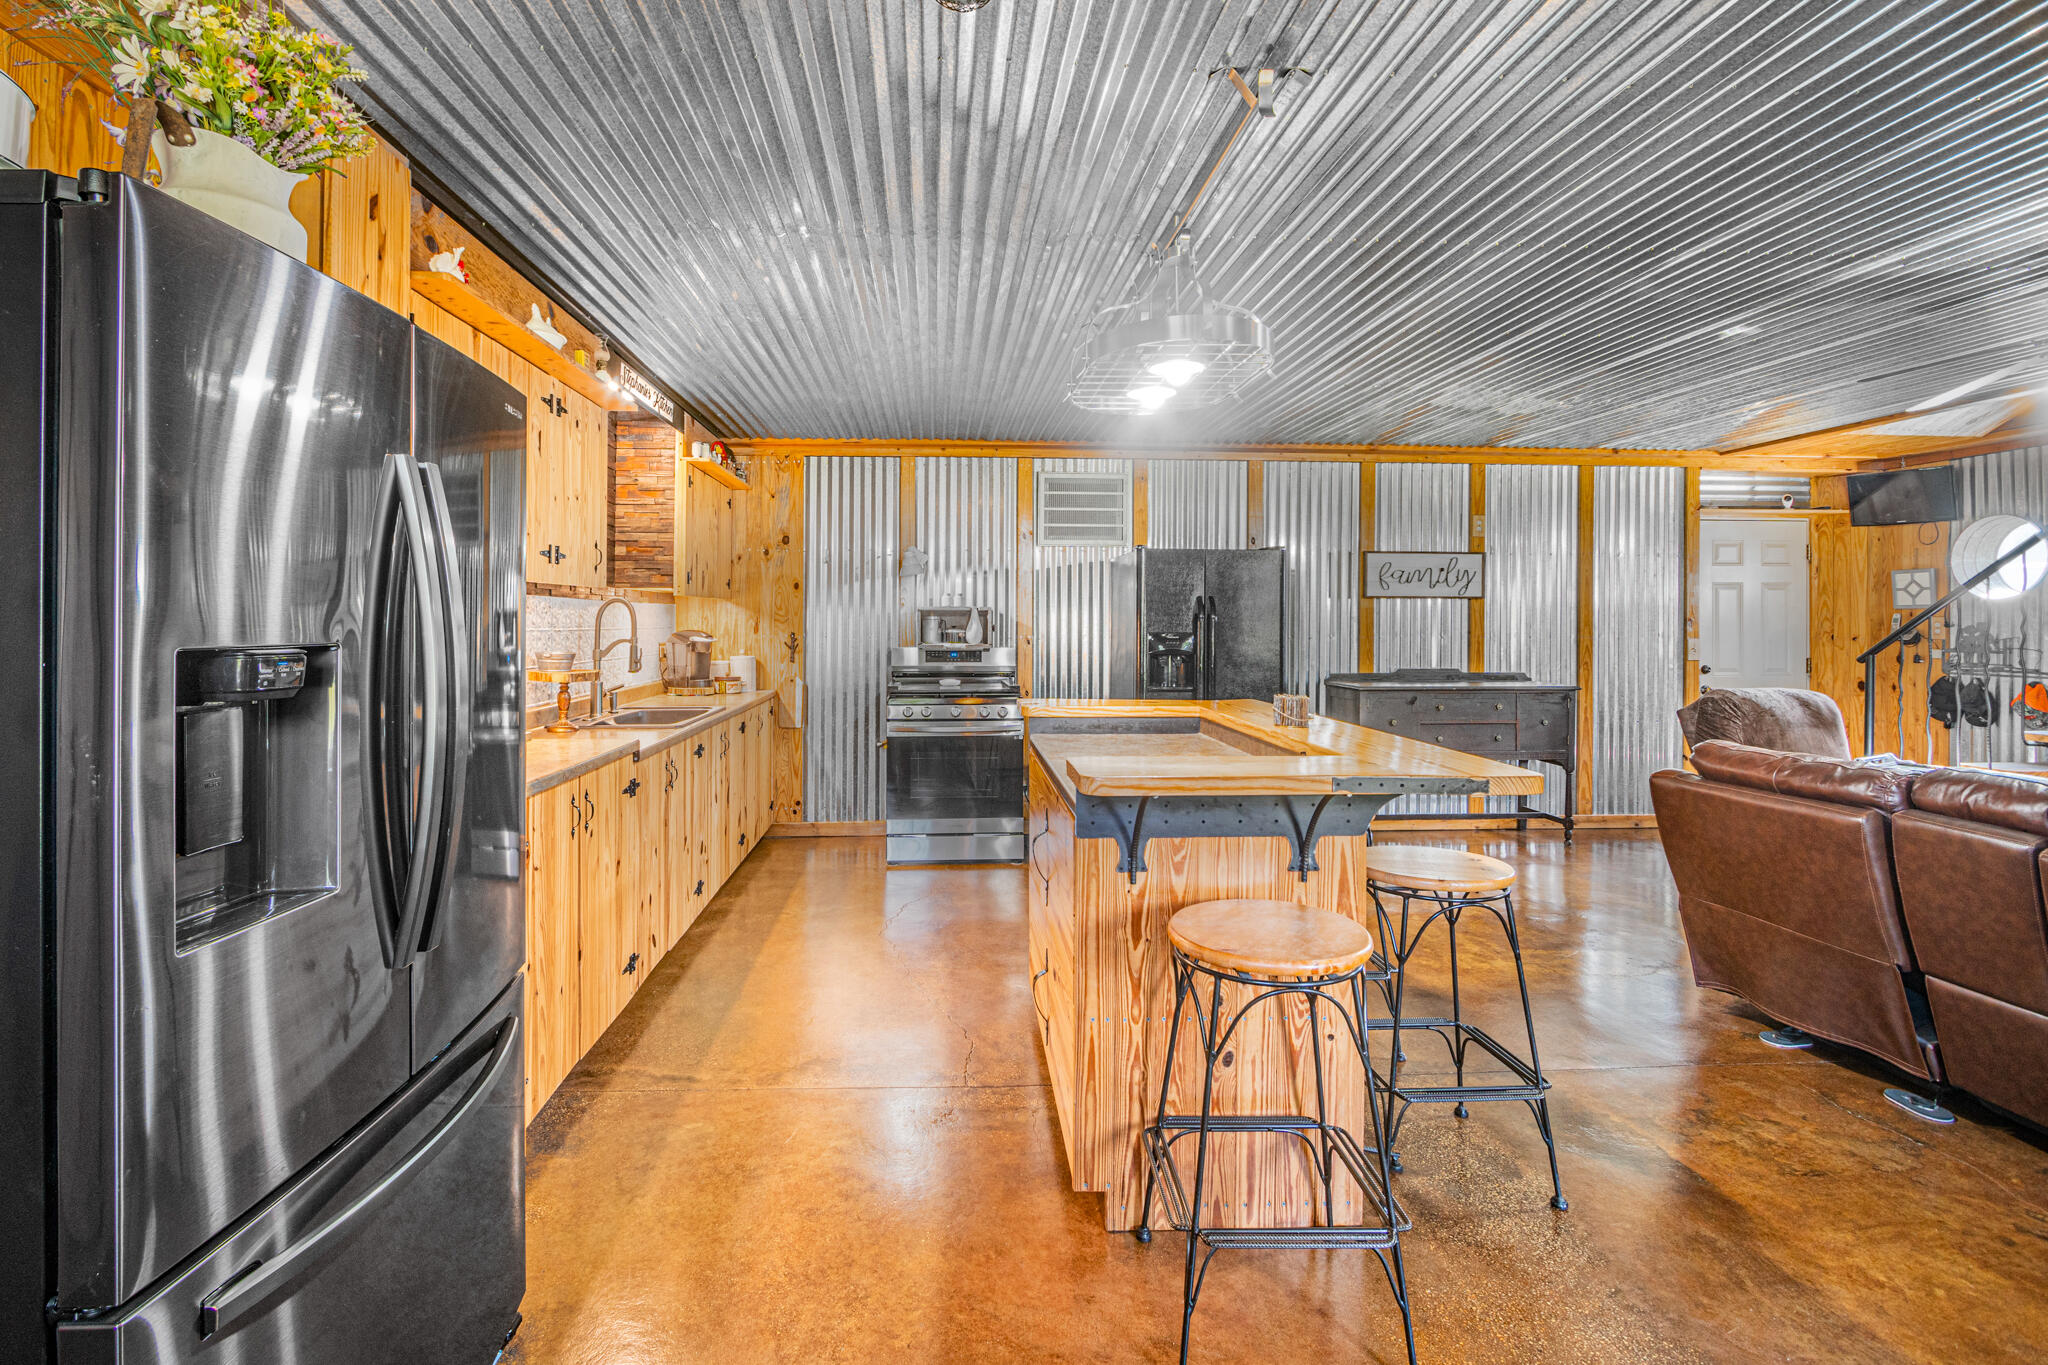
[1037,469,1131,547]
[1699,471,1811,509]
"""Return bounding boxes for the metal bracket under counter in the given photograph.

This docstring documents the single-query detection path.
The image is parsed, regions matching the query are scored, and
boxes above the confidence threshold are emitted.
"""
[1073,777,1486,884]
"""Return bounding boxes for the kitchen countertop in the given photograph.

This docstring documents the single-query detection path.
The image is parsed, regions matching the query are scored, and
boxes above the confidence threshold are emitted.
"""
[525,690,776,797]
[1023,697,1543,801]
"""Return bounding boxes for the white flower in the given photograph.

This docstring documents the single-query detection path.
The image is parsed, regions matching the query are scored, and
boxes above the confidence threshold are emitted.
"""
[135,0,172,15]
[179,79,213,106]
[110,37,149,94]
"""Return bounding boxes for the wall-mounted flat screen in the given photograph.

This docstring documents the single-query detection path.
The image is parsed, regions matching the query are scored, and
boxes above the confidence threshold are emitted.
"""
[1847,466,1958,526]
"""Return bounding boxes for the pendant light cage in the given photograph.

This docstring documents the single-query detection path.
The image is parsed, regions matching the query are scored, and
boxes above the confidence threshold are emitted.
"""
[933,0,992,11]
[1068,237,1272,415]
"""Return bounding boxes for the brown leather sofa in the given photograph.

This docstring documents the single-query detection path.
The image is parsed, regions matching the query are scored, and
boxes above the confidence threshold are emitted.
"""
[1675,687,1853,758]
[1650,741,1941,1081]
[1892,771,2048,1129]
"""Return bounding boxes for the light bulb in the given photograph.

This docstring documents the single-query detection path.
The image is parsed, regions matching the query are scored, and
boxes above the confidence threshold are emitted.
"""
[1148,357,1206,386]
[1127,384,1174,411]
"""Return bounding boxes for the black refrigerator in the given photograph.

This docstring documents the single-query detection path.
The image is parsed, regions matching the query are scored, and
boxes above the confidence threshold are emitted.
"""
[1107,547,1286,700]
[0,171,527,1363]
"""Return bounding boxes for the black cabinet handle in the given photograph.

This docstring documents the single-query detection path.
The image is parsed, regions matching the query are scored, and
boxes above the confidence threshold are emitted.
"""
[739,720,747,733]
[695,743,705,758]
[582,791,593,835]
[568,792,579,837]
[592,541,602,571]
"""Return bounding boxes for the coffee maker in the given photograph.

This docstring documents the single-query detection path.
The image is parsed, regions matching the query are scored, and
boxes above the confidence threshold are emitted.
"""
[662,629,716,690]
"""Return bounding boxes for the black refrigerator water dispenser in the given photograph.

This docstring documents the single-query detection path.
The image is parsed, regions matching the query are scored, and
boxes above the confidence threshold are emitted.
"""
[173,646,339,948]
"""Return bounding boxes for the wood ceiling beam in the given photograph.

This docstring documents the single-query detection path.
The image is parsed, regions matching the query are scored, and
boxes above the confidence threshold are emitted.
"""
[726,437,1868,473]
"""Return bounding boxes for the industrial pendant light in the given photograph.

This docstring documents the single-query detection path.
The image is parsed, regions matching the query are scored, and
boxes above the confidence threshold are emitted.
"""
[1066,234,1271,414]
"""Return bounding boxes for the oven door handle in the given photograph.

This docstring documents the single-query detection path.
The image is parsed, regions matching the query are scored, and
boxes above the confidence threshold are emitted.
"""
[886,722,1024,737]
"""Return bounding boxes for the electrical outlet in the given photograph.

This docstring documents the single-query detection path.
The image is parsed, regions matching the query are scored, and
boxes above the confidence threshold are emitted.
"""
[1892,611,1903,630]
[1471,513,1486,540]
[1686,637,1701,660]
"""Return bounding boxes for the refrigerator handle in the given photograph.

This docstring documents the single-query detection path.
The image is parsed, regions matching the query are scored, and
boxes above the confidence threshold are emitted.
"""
[413,461,471,955]
[1196,593,1212,699]
[377,454,452,972]
[195,1014,518,1339]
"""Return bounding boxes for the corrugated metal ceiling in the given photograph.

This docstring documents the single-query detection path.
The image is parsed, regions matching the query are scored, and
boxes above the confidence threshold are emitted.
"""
[294,0,2048,449]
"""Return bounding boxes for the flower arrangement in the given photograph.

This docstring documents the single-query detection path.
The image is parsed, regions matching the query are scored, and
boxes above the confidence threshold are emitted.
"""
[30,2,375,173]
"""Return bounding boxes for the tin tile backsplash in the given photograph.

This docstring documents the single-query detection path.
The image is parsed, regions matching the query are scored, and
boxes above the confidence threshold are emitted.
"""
[525,594,675,709]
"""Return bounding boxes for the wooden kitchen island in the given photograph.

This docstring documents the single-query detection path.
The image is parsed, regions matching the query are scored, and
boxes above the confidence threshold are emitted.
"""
[1021,699,1541,1233]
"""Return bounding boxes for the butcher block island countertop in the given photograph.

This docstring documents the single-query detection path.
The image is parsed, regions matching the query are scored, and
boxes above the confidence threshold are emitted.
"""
[1017,698,1544,1235]
[1022,697,1542,801]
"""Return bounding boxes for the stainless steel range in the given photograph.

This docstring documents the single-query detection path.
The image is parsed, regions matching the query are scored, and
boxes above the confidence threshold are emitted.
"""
[885,627,1025,865]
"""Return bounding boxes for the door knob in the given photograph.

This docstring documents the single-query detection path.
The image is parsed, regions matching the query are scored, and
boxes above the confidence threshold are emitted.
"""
[1699,665,1713,675]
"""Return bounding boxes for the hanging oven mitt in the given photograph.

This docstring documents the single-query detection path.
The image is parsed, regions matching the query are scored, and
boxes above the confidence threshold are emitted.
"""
[1929,674,1958,729]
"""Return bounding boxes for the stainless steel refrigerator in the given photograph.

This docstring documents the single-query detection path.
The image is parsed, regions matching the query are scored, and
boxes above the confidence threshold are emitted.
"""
[0,170,527,1363]
[1107,547,1286,700]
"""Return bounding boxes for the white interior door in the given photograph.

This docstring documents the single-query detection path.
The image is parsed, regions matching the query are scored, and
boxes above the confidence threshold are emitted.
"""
[1699,518,1810,689]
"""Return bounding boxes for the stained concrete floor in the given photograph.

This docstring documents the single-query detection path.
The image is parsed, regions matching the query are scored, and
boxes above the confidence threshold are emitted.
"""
[510,833,2048,1364]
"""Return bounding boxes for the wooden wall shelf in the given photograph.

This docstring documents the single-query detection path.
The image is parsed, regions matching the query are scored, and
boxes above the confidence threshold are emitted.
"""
[686,456,750,491]
[411,270,634,413]
[527,583,676,604]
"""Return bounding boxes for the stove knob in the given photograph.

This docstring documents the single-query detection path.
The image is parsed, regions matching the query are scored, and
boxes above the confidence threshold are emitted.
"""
[920,706,933,718]
[977,705,991,718]
[950,705,964,718]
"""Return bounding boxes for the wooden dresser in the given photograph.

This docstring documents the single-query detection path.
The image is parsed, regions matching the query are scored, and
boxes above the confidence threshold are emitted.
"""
[1321,670,1578,834]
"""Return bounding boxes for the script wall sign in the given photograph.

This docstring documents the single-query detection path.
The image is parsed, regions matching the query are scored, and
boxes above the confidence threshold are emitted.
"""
[1364,551,1486,599]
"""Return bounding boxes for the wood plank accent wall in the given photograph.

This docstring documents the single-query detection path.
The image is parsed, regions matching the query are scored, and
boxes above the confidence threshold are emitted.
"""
[611,415,677,587]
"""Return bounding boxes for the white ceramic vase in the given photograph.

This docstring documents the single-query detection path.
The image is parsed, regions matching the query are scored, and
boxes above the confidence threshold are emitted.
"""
[0,71,34,169]
[151,127,311,262]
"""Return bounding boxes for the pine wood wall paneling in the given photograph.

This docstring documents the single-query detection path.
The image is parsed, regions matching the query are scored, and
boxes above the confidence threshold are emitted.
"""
[323,140,411,314]
[1575,467,1597,814]
[765,455,806,821]
[1247,460,1266,547]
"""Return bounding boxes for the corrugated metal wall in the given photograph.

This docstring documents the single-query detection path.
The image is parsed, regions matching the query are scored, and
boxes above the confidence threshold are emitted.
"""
[914,457,1018,643]
[803,456,899,821]
[1484,466,1578,816]
[1374,464,1471,669]
[1592,467,1685,815]
[1373,464,1470,814]
[1034,457,1132,698]
[1265,462,1360,705]
[1951,447,2048,766]
[1149,460,1249,549]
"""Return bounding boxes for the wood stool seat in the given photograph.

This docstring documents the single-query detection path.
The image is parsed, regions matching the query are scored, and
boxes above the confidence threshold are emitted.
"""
[1167,899,1376,979]
[1364,845,1516,894]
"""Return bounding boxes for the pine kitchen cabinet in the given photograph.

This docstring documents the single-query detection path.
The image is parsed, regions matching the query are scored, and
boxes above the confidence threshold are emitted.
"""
[522,695,778,1124]
[527,378,610,588]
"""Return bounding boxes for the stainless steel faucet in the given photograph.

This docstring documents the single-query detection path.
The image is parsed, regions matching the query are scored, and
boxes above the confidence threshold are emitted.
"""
[591,596,641,718]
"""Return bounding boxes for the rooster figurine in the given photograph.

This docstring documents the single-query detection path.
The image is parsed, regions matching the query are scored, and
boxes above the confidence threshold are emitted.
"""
[426,244,469,282]
[524,303,567,350]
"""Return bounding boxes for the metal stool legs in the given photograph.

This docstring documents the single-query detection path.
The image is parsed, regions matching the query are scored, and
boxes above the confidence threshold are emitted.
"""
[1135,951,1417,1365]
[1369,882,1567,1211]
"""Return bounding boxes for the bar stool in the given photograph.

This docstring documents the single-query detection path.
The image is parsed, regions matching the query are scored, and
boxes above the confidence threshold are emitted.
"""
[1363,846,1566,1211]
[1135,899,1416,1365]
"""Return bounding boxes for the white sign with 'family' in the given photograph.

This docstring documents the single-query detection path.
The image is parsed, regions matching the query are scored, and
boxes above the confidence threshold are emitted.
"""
[1364,552,1486,599]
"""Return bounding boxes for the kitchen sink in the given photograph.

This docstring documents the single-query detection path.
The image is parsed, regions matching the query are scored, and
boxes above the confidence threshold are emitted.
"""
[582,706,715,729]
